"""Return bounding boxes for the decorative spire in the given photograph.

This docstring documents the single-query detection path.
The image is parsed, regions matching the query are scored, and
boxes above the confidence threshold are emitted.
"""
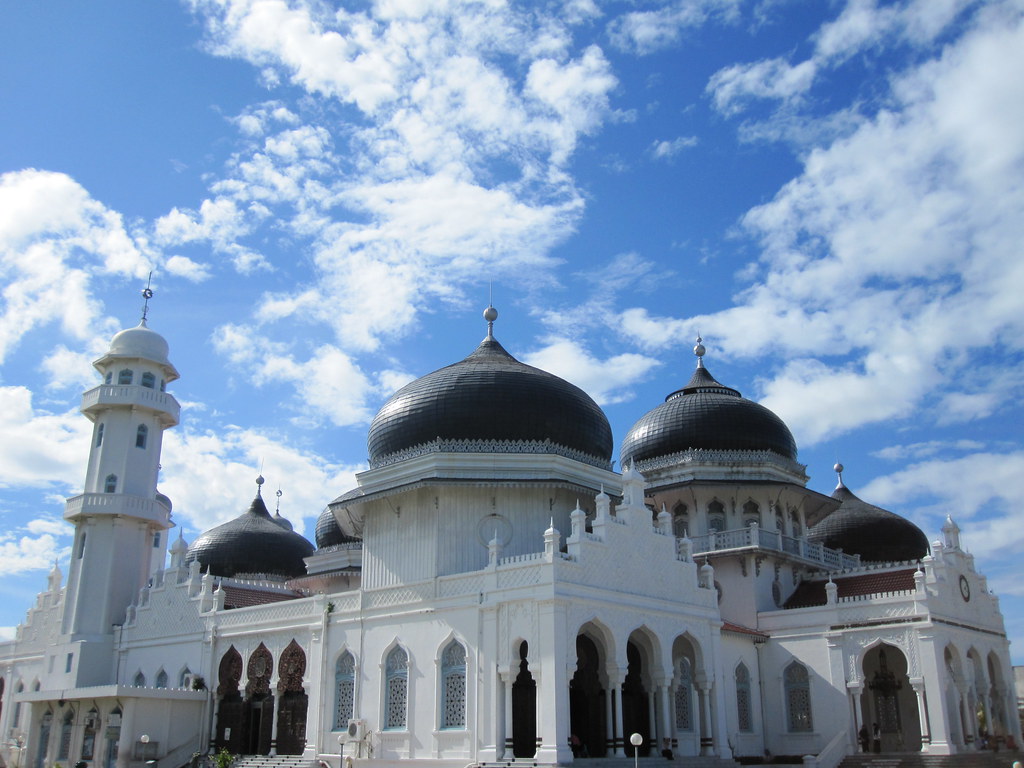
[256,474,265,496]
[276,488,283,514]
[141,272,155,324]
[483,303,498,340]
[834,462,846,490]
[693,333,705,369]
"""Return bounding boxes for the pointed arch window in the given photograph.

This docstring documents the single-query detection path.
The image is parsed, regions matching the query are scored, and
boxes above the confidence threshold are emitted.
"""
[133,671,146,687]
[743,500,760,527]
[118,369,133,385]
[790,511,803,538]
[155,669,168,689]
[104,474,117,493]
[104,371,113,385]
[58,709,74,760]
[674,657,694,731]
[141,372,156,389]
[95,423,104,447]
[334,651,355,730]
[81,707,98,760]
[784,662,812,732]
[12,683,23,728]
[384,646,408,730]
[136,424,148,449]
[707,500,726,533]
[736,663,753,731]
[441,640,467,729]
[77,532,87,559]
[672,502,689,538]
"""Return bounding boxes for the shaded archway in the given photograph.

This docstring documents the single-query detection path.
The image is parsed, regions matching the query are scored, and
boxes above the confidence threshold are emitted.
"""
[671,634,702,757]
[570,633,607,757]
[245,643,274,755]
[276,640,308,755]
[35,711,53,768]
[215,646,245,754]
[861,644,920,752]
[622,639,651,756]
[511,641,537,758]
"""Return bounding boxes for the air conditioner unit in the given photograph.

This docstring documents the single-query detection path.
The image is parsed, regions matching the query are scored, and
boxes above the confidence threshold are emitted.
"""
[84,715,98,729]
[182,674,195,690]
[346,719,366,742]
[108,714,122,727]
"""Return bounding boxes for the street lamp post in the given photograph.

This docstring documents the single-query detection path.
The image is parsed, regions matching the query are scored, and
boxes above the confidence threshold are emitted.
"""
[630,732,643,768]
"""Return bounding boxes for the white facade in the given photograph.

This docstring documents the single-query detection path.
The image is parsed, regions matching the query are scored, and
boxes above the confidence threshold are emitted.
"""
[0,317,1019,768]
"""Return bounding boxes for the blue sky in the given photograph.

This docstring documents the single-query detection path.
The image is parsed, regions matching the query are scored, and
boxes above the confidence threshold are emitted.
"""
[1,0,1022,661]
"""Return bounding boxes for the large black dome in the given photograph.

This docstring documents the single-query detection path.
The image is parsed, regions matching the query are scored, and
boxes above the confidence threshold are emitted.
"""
[367,323,613,466]
[315,506,358,549]
[186,492,314,579]
[621,356,797,467]
[808,478,928,563]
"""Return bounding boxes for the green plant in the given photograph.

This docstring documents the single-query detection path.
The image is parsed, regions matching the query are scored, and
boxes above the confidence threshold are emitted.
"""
[213,748,233,768]
[191,675,206,691]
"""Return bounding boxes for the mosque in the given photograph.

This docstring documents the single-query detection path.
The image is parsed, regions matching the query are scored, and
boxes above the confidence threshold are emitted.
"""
[0,301,1018,768]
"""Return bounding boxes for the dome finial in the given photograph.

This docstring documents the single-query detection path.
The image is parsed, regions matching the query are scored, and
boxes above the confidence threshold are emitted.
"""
[275,487,283,513]
[256,473,265,496]
[140,271,155,324]
[693,333,706,369]
[483,303,498,340]
[834,462,845,490]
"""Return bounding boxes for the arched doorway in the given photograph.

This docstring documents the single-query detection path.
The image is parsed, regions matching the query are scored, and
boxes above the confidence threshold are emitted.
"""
[622,641,651,756]
[215,646,245,754]
[861,644,920,751]
[570,634,607,757]
[511,641,537,758]
[245,644,274,755]
[35,711,53,768]
[276,640,308,755]
[672,636,700,756]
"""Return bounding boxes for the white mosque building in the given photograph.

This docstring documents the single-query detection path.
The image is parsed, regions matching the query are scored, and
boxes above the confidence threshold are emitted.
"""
[0,303,1019,768]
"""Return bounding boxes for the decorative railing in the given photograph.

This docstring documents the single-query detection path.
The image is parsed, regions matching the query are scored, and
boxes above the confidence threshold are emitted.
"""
[689,526,860,569]
[81,384,180,420]
[64,493,169,523]
[369,437,612,470]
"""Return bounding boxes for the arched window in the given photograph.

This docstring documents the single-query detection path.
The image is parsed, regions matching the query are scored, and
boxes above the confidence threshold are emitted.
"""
[160,379,166,392]
[155,669,168,689]
[384,646,408,730]
[784,662,812,732]
[77,532,87,559]
[58,709,74,760]
[141,372,156,389]
[118,369,133,385]
[136,424,148,449]
[95,423,104,447]
[334,651,355,730]
[81,708,98,760]
[441,640,467,729]
[775,510,785,533]
[133,671,146,687]
[672,502,689,538]
[708,500,726,533]
[12,682,23,728]
[743,500,760,527]
[104,371,113,385]
[674,657,693,731]
[790,511,802,538]
[736,663,752,731]
[104,474,117,493]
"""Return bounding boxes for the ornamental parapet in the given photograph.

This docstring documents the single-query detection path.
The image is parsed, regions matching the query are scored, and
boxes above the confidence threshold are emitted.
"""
[634,447,806,478]
[689,525,860,570]
[64,492,172,526]
[369,437,612,470]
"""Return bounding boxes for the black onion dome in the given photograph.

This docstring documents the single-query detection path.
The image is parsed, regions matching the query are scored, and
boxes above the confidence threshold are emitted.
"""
[367,334,613,464]
[621,359,797,467]
[808,481,928,563]
[185,493,314,578]
[315,507,358,549]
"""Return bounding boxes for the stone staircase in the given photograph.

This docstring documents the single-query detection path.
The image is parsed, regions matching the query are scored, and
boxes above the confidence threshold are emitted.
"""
[481,757,738,768]
[838,751,1022,768]
[232,756,313,768]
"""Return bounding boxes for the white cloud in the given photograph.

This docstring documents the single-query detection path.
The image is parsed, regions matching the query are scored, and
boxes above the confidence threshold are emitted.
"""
[608,0,740,55]
[521,337,660,406]
[872,439,985,461]
[0,531,66,576]
[651,135,699,160]
[0,386,90,490]
[707,58,817,115]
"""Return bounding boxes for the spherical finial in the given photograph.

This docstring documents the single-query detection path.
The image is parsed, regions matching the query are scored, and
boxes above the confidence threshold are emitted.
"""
[834,462,844,474]
[483,305,498,323]
[256,474,265,494]
[693,334,705,359]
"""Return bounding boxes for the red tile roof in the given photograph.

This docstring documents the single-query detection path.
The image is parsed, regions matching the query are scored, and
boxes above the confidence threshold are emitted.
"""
[220,584,303,609]
[784,568,917,609]
[722,621,769,640]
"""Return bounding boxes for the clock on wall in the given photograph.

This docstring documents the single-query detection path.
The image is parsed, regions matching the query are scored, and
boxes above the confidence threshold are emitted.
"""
[959,574,971,601]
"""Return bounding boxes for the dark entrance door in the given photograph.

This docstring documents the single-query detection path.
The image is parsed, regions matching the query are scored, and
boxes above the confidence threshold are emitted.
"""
[216,697,245,754]
[276,692,308,755]
[245,696,273,755]
[511,641,537,758]
[622,642,650,756]
[570,635,607,757]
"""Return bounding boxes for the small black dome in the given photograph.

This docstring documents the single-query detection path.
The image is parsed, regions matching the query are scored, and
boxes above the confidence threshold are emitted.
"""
[621,361,797,467]
[186,493,314,579]
[367,334,613,465]
[808,482,928,563]
[315,507,358,549]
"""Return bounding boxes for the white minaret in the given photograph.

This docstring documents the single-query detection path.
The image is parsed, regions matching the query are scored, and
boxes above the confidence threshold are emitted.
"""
[61,285,180,649]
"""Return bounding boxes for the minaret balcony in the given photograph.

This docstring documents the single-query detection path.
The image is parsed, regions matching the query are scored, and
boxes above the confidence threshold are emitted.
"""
[80,384,180,426]
[688,525,860,570]
[64,492,172,526]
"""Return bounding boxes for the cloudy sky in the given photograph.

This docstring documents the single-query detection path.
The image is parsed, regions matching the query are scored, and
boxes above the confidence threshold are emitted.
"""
[1,0,1022,660]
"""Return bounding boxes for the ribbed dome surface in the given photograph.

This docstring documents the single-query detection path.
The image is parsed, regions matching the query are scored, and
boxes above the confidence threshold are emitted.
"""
[367,335,613,464]
[185,494,314,578]
[108,320,171,365]
[808,483,928,563]
[315,507,358,549]
[621,363,797,466]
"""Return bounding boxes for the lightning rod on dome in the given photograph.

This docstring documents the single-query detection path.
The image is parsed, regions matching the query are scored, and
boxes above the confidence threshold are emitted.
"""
[141,272,154,323]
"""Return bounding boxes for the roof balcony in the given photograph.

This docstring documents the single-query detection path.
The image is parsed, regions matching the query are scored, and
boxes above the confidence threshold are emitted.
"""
[688,523,860,570]
[64,492,172,526]
[80,384,180,426]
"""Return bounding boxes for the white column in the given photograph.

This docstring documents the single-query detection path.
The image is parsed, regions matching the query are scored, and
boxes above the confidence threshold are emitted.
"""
[659,684,672,753]
[698,681,714,756]
[115,700,135,768]
[910,679,930,748]
[611,669,626,757]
